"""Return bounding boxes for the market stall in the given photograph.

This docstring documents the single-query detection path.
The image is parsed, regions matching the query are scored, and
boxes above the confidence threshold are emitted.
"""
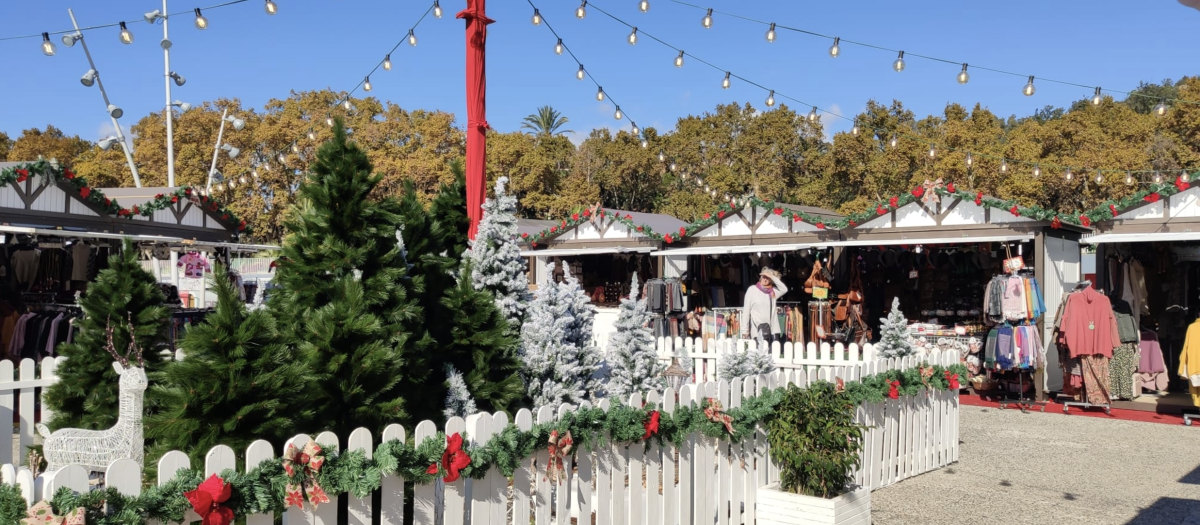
[1082,179,1200,414]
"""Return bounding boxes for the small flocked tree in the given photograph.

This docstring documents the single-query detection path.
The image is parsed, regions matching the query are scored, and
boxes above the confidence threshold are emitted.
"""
[718,340,777,381]
[443,364,477,420]
[876,297,916,358]
[45,239,169,431]
[520,263,602,409]
[605,274,664,399]
[146,265,313,463]
[558,266,604,397]
[467,176,530,331]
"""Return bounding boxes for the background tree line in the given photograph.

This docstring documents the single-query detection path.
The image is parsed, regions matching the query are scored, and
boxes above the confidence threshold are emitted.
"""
[1,76,1196,242]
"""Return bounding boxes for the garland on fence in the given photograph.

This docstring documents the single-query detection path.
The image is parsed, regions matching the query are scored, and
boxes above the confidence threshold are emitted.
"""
[12,363,966,525]
[0,160,248,234]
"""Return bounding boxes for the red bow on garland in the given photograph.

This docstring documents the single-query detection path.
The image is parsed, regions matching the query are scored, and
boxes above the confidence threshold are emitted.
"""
[1176,176,1190,192]
[426,432,472,483]
[835,377,846,393]
[184,474,234,525]
[642,410,661,440]
[919,366,935,390]
[1145,192,1161,203]
[888,196,899,209]
[1050,216,1062,229]
[282,440,330,509]
[545,430,573,484]
[22,502,84,525]
[943,370,960,390]
[704,397,735,435]
[974,192,983,206]
[887,380,901,400]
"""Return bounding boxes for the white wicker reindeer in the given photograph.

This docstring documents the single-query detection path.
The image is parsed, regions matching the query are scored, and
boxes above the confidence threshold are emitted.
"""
[37,316,148,473]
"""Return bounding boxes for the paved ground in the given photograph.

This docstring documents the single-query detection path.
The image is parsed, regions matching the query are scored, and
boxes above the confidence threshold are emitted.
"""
[872,404,1200,525]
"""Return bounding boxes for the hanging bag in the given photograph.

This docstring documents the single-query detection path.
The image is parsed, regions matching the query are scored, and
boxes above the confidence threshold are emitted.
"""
[1003,244,1024,274]
[847,260,865,303]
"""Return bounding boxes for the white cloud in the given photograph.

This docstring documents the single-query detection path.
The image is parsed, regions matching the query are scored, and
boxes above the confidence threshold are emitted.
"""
[819,103,842,140]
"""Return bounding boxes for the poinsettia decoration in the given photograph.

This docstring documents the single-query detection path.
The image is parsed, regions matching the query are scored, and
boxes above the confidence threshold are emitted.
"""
[184,474,234,525]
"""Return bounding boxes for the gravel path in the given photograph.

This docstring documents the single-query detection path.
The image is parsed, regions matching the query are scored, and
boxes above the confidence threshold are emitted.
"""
[871,404,1200,525]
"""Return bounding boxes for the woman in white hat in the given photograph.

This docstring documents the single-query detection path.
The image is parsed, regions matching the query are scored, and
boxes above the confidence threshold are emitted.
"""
[741,267,788,344]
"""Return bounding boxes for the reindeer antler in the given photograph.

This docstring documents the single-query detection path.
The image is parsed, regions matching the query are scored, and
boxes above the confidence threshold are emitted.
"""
[103,316,130,368]
[126,312,146,367]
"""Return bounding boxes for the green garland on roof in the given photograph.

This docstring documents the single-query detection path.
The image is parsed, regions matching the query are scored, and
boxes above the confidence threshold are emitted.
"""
[0,160,248,234]
[8,363,965,524]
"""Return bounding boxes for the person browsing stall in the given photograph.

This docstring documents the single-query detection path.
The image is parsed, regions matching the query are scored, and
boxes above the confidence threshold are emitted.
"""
[740,268,788,344]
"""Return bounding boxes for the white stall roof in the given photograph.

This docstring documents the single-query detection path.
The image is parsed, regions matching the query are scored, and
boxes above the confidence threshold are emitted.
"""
[834,234,1034,247]
[1082,232,1200,244]
[520,246,656,257]
[651,243,829,256]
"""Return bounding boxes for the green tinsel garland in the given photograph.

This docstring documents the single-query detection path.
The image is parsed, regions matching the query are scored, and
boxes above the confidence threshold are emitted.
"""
[7,363,966,524]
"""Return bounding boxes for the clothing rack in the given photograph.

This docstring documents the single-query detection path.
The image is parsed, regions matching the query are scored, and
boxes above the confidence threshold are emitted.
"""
[1056,280,1112,415]
[996,371,1046,413]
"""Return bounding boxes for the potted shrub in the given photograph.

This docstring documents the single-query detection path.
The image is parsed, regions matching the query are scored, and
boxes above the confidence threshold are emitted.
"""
[759,381,869,525]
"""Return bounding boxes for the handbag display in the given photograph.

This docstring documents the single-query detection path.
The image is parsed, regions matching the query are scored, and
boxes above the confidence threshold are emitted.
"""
[1003,244,1024,274]
[847,260,865,303]
[804,261,831,295]
[834,295,849,322]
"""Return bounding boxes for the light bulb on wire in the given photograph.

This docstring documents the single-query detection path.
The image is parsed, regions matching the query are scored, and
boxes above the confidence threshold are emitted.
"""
[957,64,969,84]
[701,8,713,28]
[264,0,277,15]
[194,8,208,29]
[807,107,819,123]
[632,124,640,135]
[614,107,622,120]
[765,23,776,43]
[628,27,638,45]
[576,64,585,80]
[1154,99,1168,116]
[555,39,564,55]
[674,51,685,68]
[407,30,417,46]
[829,37,840,58]
[892,51,905,72]
[383,54,392,71]
[889,135,898,149]
[1000,159,1008,173]
[1154,171,1163,184]
[1092,87,1102,106]
[851,122,860,136]
[965,152,973,167]
[928,145,937,158]
[1124,171,1134,185]
[596,87,605,102]
[363,76,372,92]
[433,1,443,18]
[1094,171,1104,185]
[669,162,677,172]
[576,1,587,19]
[1063,167,1072,181]
[118,22,134,44]
[722,72,731,89]
[1023,76,1036,96]
[41,33,55,56]
[1033,164,1042,178]
[640,138,648,148]
[531,8,541,25]
[307,129,316,140]
[325,115,334,127]
[344,100,352,110]
[658,151,665,162]
[765,90,775,107]
[639,0,649,12]
[1182,170,1190,183]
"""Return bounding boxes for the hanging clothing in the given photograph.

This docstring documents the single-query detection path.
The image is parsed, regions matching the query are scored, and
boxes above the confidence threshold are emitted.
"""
[1179,320,1200,406]
[1079,355,1113,405]
[1109,343,1138,401]
[71,242,91,281]
[178,252,211,279]
[1121,259,1149,329]
[1060,287,1120,359]
[11,248,40,289]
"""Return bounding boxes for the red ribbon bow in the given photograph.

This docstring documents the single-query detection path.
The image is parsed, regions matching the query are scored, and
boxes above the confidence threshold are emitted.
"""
[642,410,661,440]
[773,207,783,215]
[80,187,92,199]
[427,432,472,483]
[663,234,674,244]
[1009,205,1020,216]
[545,430,573,484]
[1050,216,1062,229]
[572,213,579,221]
[679,226,687,236]
[943,370,960,390]
[792,214,801,222]
[184,474,234,525]
[1109,204,1119,217]
[888,196,899,208]
[1079,215,1091,227]
[283,440,330,509]
[946,182,956,193]
[64,169,75,180]
[1176,176,1190,192]
[887,380,901,399]
[876,205,887,215]
[816,222,826,229]
[703,212,711,220]
[718,211,725,219]
[974,192,983,205]
[1145,192,1161,203]
[704,397,735,435]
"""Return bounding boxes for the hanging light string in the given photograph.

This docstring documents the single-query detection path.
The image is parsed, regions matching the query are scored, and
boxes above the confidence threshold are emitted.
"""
[211,1,438,197]
[2,0,255,43]
[662,0,1198,108]
[525,0,647,146]
[579,1,1194,178]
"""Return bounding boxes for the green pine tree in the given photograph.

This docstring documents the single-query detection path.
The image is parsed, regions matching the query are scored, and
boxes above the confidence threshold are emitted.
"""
[268,118,425,437]
[44,238,169,431]
[440,261,525,414]
[428,159,470,263]
[146,264,314,463]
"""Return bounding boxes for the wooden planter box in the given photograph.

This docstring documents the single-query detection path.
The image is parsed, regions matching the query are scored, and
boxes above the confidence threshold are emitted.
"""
[757,483,870,525]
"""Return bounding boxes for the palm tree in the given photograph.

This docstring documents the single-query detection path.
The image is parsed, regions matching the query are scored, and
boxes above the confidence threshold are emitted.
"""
[521,106,573,137]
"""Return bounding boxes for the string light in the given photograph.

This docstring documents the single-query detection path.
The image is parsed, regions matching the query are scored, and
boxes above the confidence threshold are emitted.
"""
[325,115,334,127]
[407,29,417,46]
[343,100,352,110]
[277,153,286,163]
[957,64,969,85]
[1023,76,1036,96]
[702,8,713,28]
[118,22,133,44]
[291,143,300,154]
[433,0,443,18]
[674,51,685,68]
[1000,159,1008,173]
[576,64,585,79]
[41,33,55,56]
[384,54,392,71]
[851,122,859,136]
[239,175,247,184]
[669,162,677,171]
[252,169,259,179]
[1094,170,1104,185]
[1124,171,1134,185]
[965,152,973,167]
[928,145,936,158]
[639,0,649,13]
[194,8,208,30]
[765,90,775,107]
[828,37,840,58]
[1092,87,1102,106]
[1154,99,1168,116]
[721,71,731,89]
[807,107,818,123]
[264,0,277,15]
[1033,164,1041,177]
[556,39,564,55]
[576,1,587,19]
[892,51,905,72]
[641,138,648,148]
[889,134,898,148]
[363,76,372,92]
[307,129,316,140]
[1153,171,1163,184]
[1181,170,1190,183]
[596,87,605,101]
[658,151,665,162]
[532,8,541,25]
[614,106,622,119]
[765,23,776,43]
[632,124,639,135]
[1063,166,1071,181]
[628,27,638,45]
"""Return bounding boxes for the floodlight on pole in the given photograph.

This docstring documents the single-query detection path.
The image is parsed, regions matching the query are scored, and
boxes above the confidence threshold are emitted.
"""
[107,104,123,119]
[98,136,120,151]
[62,33,81,47]
[80,69,97,87]
[220,143,240,159]
[171,100,191,111]
[169,71,185,86]
[224,115,245,131]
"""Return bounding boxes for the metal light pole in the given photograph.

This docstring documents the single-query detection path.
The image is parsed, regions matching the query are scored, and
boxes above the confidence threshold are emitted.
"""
[160,0,177,188]
[67,9,142,188]
[207,108,229,191]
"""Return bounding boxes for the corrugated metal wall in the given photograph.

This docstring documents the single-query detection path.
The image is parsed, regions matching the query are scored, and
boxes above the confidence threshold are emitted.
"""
[1041,234,1081,392]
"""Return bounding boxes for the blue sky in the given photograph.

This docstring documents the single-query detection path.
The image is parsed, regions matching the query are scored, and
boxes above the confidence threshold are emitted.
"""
[2,0,1197,146]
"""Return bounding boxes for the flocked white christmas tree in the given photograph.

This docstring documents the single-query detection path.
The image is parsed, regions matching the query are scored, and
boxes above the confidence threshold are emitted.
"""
[520,262,603,410]
[876,297,916,358]
[717,339,777,381]
[467,177,531,330]
[606,274,665,400]
[443,364,478,420]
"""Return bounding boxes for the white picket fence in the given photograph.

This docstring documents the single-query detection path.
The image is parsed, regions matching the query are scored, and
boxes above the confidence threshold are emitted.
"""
[657,337,883,383]
[0,351,959,524]
[0,357,64,467]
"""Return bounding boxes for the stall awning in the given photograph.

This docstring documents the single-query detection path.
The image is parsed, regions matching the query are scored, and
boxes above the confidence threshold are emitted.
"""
[521,246,656,257]
[834,234,1034,247]
[0,225,185,243]
[1082,232,1200,244]
[651,243,826,256]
